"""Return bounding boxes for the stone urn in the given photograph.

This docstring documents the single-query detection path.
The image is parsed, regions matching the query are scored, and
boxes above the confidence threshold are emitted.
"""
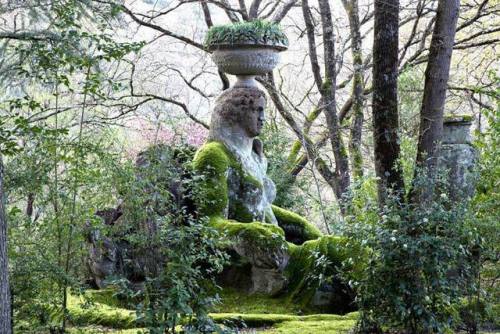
[205,22,288,88]
[209,43,287,88]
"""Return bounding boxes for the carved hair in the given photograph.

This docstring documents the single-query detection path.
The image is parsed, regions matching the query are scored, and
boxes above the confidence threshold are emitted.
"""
[209,87,266,137]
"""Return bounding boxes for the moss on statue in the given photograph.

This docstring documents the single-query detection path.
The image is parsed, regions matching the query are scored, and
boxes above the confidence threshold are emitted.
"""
[209,216,286,250]
[193,141,265,219]
[192,140,365,306]
[272,205,322,244]
[192,141,231,216]
[192,141,231,175]
[285,236,367,311]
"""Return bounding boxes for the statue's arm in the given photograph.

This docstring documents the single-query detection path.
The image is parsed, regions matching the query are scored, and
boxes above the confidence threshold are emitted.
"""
[272,205,322,245]
[192,141,231,219]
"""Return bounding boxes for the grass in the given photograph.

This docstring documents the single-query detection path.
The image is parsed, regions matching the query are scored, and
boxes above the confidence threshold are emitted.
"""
[204,20,288,50]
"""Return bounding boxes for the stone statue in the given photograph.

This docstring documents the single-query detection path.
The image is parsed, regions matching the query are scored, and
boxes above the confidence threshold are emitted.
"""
[193,85,336,296]
[192,85,360,311]
[208,86,278,225]
[192,28,364,302]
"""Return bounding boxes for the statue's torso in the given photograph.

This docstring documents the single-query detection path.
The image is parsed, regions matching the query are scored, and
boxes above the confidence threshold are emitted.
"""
[224,142,277,224]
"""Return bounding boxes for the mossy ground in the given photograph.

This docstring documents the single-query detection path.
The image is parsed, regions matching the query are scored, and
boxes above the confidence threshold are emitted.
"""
[67,289,359,333]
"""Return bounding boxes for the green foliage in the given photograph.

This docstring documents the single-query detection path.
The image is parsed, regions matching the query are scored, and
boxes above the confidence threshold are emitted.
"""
[106,144,231,334]
[261,125,307,213]
[134,219,229,334]
[350,172,479,333]
[467,98,500,332]
[397,67,423,191]
[286,236,366,313]
[204,20,288,50]
[7,127,128,332]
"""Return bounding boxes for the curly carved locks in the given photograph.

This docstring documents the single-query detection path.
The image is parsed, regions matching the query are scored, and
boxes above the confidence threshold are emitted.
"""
[209,87,267,132]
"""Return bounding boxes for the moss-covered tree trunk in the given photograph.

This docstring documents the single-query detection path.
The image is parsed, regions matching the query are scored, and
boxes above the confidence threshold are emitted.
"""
[372,0,404,203]
[0,155,12,334]
[342,0,365,179]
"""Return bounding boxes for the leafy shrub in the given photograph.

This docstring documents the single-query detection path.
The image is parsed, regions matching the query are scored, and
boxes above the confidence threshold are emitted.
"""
[346,171,479,333]
[464,103,500,333]
[109,144,231,334]
[204,20,288,50]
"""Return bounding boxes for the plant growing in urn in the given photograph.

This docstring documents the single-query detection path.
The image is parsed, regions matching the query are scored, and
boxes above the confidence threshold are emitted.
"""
[204,20,288,88]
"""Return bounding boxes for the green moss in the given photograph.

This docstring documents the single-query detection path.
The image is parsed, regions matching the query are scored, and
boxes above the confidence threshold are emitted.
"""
[193,141,232,216]
[321,79,332,93]
[82,289,130,309]
[211,312,358,329]
[263,317,356,333]
[193,141,230,175]
[215,288,301,315]
[242,172,263,188]
[193,141,266,219]
[210,216,286,249]
[285,236,367,308]
[68,326,146,333]
[229,200,255,222]
[287,141,302,165]
[68,289,360,332]
[444,114,473,123]
[273,205,322,244]
[305,107,322,124]
[67,293,136,329]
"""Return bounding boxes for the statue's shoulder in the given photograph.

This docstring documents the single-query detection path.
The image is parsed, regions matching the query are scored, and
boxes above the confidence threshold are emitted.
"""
[193,141,233,174]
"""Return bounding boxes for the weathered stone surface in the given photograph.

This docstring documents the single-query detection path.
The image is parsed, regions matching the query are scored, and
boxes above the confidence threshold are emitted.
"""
[439,118,477,201]
[440,143,477,200]
[250,267,287,295]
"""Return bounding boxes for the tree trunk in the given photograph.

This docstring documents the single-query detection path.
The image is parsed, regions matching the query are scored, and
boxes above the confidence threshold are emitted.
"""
[411,0,460,203]
[0,155,12,334]
[372,0,404,202]
[342,0,365,180]
[415,0,460,171]
[318,0,351,206]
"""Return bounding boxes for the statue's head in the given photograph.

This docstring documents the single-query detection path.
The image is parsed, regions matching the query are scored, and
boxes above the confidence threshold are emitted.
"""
[209,87,267,139]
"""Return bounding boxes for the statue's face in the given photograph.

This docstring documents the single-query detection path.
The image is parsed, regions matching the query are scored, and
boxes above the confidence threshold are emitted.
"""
[243,96,266,138]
